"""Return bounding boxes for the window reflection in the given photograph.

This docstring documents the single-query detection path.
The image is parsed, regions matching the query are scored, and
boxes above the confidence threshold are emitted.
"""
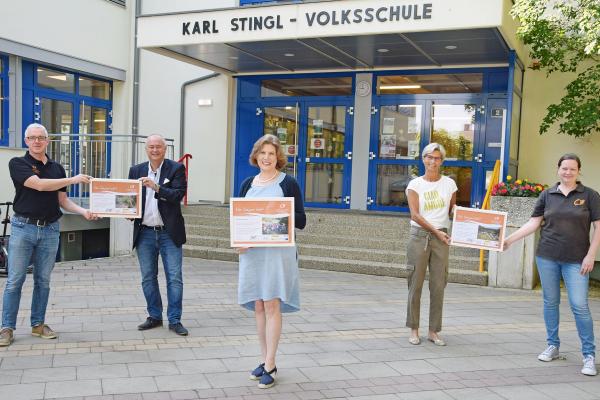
[376,165,419,207]
[37,67,75,93]
[441,166,472,207]
[305,163,343,204]
[262,77,352,97]
[41,98,73,176]
[379,105,421,159]
[377,74,483,95]
[431,104,475,160]
[264,106,297,157]
[306,106,345,158]
[79,77,110,100]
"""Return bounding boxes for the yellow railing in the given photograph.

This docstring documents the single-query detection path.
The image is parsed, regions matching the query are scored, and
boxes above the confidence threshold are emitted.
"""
[479,160,501,272]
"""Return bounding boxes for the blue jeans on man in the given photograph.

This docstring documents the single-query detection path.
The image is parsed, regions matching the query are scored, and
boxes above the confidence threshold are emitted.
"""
[2,217,59,330]
[536,256,595,357]
[136,227,183,325]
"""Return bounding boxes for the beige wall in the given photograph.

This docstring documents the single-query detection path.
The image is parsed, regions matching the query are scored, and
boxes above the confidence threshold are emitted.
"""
[0,0,130,71]
[518,69,600,192]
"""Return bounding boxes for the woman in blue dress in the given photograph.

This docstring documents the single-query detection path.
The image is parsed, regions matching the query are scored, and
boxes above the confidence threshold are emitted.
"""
[237,134,306,389]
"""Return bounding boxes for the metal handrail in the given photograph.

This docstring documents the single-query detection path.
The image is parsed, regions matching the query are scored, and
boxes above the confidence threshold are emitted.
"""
[478,159,501,272]
[177,153,193,206]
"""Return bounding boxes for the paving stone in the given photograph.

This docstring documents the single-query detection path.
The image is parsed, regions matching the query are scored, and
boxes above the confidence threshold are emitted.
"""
[45,379,102,398]
[102,377,158,395]
[155,373,212,391]
[0,382,45,400]
[22,366,77,383]
[53,353,103,367]
[78,364,130,379]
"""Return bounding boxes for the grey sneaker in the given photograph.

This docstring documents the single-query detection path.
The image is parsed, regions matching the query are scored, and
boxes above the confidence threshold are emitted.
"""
[0,328,14,347]
[538,345,559,362]
[582,355,597,376]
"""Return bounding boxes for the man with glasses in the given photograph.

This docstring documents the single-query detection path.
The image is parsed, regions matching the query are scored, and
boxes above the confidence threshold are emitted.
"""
[0,123,95,347]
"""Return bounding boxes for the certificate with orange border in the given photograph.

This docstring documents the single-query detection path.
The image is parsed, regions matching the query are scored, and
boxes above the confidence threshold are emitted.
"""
[89,179,142,218]
[230,197,295,247]
[450,206,507,251]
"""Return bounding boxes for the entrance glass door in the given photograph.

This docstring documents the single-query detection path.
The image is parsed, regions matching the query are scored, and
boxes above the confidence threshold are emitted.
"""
[255,101,353,208]
[431,101,479,207]
[367,102,424,210]
[302,105,351,207]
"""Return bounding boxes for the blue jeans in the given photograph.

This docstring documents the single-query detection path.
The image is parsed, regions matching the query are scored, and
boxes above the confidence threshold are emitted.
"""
[2,216,59,330]
[536,256,595,357]
[135,228,183,325]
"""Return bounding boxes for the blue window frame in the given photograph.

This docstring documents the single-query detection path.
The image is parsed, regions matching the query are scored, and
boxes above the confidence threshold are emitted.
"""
[22,62,113,197]
[0,54,9,146]
[240,0,300,5]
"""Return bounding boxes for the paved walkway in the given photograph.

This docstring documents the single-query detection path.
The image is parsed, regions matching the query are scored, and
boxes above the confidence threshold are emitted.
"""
[1,256,600,400]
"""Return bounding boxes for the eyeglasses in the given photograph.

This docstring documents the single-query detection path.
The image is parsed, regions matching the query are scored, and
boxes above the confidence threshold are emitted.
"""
[424,155,443,162]
[26,136,49,142]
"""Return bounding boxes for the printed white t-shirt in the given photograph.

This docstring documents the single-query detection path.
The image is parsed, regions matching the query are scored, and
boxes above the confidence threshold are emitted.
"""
[406,175,458,229]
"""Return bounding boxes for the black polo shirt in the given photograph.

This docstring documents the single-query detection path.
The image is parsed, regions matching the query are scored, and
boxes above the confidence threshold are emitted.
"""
[9,152,67,222]
[532,183,600,263]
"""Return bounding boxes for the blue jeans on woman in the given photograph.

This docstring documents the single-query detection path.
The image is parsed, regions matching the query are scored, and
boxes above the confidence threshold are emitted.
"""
[2,217,59,330]
[536,256,595,357]
[135,228,183,325]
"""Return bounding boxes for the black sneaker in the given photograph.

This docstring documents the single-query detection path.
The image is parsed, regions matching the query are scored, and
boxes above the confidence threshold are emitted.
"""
[168,322,189,336]
[137,317,163,331]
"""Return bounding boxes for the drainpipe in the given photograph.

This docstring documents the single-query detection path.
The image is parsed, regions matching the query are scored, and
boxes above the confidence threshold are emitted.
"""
[131,0,141,164]
[179,73,220,157]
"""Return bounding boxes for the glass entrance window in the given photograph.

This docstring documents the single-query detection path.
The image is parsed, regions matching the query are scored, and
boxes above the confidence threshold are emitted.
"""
[0,56,5,145]
[80,104,109,179]
[79,77,110,100]
[41,98,73,175]
[306,106,345,158]
[377,73,483,95]
[262,77,352,97]
[376,165,419,207]
[431,103,475,160]
[305,163,344,204]
[379,105,422,159]
[37,67,75,93]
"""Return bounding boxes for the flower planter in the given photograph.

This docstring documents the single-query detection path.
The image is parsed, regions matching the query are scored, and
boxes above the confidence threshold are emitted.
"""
[488,195,540,290]
[490,196,538,227]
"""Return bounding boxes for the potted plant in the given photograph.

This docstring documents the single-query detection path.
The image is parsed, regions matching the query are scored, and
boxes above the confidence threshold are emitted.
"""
[490,176,548,227]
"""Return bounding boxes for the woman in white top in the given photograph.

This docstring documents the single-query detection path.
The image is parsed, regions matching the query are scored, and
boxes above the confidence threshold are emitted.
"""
[405,143,457,346]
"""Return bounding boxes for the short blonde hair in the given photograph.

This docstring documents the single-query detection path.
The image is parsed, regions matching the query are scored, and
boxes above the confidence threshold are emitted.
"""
[249,134,288,170]
[422,142,446,160]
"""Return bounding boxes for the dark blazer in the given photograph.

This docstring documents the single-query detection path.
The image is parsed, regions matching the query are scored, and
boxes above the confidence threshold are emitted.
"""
[128,158,187,248]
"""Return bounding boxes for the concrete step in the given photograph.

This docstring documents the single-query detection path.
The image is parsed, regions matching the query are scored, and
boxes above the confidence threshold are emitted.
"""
[182,246,486,285]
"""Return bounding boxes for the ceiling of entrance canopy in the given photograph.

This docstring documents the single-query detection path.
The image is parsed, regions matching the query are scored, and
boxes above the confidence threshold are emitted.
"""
[163,28,509,74]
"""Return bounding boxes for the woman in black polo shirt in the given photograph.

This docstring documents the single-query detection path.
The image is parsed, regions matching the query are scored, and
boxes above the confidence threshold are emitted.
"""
[505,154,600,376]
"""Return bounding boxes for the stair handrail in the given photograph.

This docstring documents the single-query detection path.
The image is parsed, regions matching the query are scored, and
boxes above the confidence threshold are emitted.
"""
[177,153,193,206]
[478,159,501,273]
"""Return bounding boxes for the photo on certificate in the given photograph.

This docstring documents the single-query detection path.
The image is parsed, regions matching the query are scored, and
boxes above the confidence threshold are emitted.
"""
[89,179,142,218]
[230,197,295,247]
[450,206,507,251]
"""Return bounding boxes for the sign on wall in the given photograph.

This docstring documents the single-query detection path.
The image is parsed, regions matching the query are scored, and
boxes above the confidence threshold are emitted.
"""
[138,0,503,48]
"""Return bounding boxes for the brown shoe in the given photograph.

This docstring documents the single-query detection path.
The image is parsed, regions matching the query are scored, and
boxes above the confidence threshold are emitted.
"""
[0,328,14,346]
[31,324,58,339]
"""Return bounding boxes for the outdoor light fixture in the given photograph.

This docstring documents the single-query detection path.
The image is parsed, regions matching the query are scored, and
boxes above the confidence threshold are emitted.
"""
[380,84,422,90]
[197,99,213,106]
[444,45,458,50]
[284,53,295,57]
[377,48,390,53]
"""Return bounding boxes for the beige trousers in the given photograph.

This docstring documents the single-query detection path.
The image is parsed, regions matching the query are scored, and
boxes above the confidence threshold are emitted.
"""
[405,226,449,333]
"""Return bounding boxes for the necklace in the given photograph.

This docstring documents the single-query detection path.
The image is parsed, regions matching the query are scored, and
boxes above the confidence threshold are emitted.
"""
[257,171,279,184]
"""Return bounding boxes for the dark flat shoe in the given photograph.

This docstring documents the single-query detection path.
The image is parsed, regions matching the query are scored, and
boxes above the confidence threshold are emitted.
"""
[168,323,189,336]
[137,317,163,331]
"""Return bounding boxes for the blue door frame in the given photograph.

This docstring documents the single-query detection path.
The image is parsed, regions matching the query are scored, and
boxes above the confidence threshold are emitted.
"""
[235,95,354,208]
[22,62,112,198]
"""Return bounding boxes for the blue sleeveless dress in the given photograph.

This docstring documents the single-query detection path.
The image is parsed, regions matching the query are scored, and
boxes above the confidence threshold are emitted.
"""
[238,172,300,313]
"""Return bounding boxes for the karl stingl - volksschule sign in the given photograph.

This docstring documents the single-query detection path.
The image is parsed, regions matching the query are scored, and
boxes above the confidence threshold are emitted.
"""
[181,3,434,36]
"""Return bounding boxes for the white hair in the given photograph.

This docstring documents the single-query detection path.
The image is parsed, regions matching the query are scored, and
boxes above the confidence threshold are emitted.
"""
[145,134,167,147]
[24,123,49,138]
[422,142,446,160]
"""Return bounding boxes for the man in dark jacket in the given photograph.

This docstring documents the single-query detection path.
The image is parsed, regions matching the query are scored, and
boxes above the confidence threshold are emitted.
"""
[128,134,188,336]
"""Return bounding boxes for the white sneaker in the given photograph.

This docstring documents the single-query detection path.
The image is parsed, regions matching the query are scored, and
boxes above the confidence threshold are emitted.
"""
[582,355,597,376]
[538,345,559,362]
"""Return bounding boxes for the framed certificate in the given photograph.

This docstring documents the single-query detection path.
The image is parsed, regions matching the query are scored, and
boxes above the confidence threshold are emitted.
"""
[450,206,507,251]
[230,197,295,247]
[89,179,142,218]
